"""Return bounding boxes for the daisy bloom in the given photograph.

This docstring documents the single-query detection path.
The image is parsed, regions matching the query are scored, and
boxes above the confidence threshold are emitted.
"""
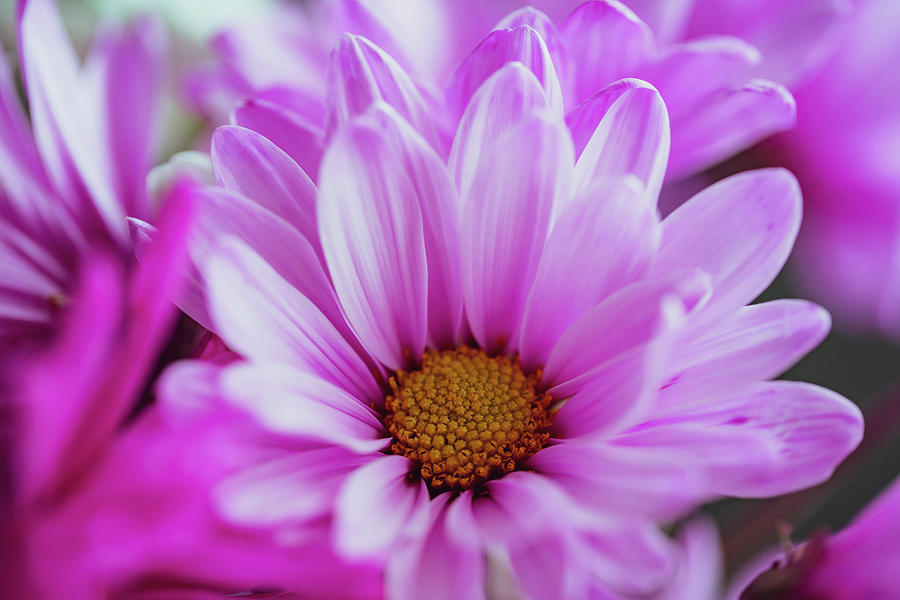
[159,42,863,599]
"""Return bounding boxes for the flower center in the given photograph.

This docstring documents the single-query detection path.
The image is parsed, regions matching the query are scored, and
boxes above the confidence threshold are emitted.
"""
[384,347,552,494]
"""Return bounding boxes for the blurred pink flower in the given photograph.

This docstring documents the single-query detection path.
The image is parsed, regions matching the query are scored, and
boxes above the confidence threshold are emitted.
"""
[185,0,797,184]
[738,475,900,599]
[0,0,163,350]
[162,40,862,597]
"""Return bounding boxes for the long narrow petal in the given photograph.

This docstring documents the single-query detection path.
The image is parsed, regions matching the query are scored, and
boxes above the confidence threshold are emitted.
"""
[544,270,709,392]
[211,125,320,254]
[326,33,441,149]
[447,24,563,120]
[216,446,373,530]
[19,0,123,242]
[318,115,428,371]
[668,80,795,179]
[518,177,659,369]
[449,62,548,200]
[221,363,388,452]
[387,494,485,600]
[90,17,165,220]
[652,168,801,324]
[231,98,325,182]
[189,186,348,340]
[630,382,863,497]
[570,79,670,201]
[656,299,831,416]
[560,0,655,104]
[367,104,463,348]
[461,113,573,352]
[334,455,428,558]
[529,442,705,520]
[204,238,380,404]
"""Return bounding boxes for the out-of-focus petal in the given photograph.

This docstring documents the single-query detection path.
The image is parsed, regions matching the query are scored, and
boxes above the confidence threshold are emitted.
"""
[232,98,325,181]
[668,80,795,178]
[560,0,655,104]
[334,454,428,558]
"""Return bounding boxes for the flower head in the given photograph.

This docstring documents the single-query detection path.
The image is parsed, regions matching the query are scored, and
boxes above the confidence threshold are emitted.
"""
[161,34,863,597]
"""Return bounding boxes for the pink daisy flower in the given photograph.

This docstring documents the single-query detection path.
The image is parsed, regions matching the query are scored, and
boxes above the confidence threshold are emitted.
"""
[738,475,900,600]
[159,48,863,598]
[184,0,797,185]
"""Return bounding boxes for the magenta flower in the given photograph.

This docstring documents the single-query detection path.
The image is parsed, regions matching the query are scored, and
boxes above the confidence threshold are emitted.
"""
[185,0,796,184]
[738,476,900,600]
[161,47,862,597]
[0,0,162,350]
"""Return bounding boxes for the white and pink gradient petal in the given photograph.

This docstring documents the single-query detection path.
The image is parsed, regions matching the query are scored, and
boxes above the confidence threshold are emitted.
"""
[518,175,659,369]
[460,112,573,353]
[652,168,802,326]
[317,113,429,371]
[203,238,380,404]
[211,125,320,255]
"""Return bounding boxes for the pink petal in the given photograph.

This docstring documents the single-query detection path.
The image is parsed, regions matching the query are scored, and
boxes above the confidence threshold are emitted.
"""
[325,34,442,150]
[635,382,863,497]
[318,112,429,371]
[90,17,165,221]
[189,186,349,342]
[613,423,778,503]
[529,441,705,520]
[544,270,710,393]
[216,446,373,529]
[367,104,464,348]
[652,168,802,324]
[211,125,320,256]
[643,36,761,116]
[386,494,485,600]
[655,519,722,600]
[0,39,56,234]
[19,0,123,243]
[15,253,124,504]
[203,239,380,404]
[232,98,325,182]
[551,336,670,439]
[494,7,567,98]
[622,0,694,43]
[560,0,655,105]
[518,177,659,369]
[448,62,548,200]
[570,78,669,202]
[668,80,796,179]
[334,454,427,558]
[447,23,564,121]
[221,363,388,452]
[656,299,831,416]
[461,113,573,352]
